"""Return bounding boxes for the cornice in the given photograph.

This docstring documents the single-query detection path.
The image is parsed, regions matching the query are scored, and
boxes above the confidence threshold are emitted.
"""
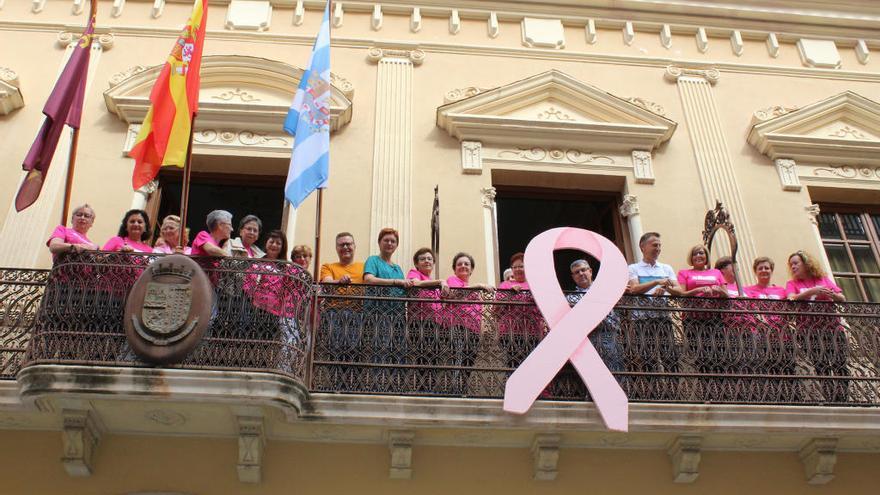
[2,21,879,84]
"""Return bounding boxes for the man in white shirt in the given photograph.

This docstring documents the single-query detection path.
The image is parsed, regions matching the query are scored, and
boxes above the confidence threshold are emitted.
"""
[626,232,682,399]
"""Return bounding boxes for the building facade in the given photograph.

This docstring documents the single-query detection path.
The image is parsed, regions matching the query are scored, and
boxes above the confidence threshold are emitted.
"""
[0,0,879,493]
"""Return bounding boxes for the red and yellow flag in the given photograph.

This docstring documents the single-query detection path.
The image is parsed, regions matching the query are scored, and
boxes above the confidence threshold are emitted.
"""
[130,0,207,190]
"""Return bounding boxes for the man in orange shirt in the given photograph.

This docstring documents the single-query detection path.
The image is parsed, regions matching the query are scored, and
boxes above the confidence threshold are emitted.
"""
[318,232,365,371]
[319,232,364,283]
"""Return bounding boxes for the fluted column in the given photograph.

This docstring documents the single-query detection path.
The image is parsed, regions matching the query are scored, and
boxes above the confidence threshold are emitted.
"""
[665,65,757,283]
[366,46,424,263]
[0,33,114,267]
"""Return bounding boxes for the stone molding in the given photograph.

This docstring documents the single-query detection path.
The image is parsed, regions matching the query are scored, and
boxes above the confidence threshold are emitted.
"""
[461,141,483,174]
[667,435,701,483]
[805,204,821,225]
[17,365,309,422]
[632,150,654,184]
[437,70,677,164]
[104,55,353,153]
[0,66,23,115]
[748,91,880,190]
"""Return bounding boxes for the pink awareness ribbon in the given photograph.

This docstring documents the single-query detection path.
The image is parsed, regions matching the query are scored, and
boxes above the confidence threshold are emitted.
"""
[503,227,630,432]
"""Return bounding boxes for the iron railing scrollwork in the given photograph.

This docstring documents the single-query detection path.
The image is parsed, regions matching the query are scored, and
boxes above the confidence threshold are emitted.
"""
[3,252,879,407]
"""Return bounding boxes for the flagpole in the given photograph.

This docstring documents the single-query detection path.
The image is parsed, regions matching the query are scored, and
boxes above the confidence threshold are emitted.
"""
[178,114,197,248]
[60,128,81,226]
[312,188,323,277]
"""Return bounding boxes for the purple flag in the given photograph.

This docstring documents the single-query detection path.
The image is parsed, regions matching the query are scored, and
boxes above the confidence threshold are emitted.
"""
[14,7,96,212]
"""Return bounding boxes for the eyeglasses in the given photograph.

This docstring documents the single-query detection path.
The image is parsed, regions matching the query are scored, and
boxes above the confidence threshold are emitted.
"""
[73,212,93,219]
[416,256,434,262]
[337,242,354,248]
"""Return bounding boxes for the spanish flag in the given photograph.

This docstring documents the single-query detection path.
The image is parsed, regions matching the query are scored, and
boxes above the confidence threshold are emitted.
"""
[130,0,207,190]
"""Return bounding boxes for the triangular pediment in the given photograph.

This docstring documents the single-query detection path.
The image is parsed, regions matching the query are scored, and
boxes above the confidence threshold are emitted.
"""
[437,70,676,151]
[104,55,352,133]
[748,91,880,166]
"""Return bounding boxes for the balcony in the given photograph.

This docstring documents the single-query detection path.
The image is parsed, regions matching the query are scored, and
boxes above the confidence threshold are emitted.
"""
[1,252,880,481]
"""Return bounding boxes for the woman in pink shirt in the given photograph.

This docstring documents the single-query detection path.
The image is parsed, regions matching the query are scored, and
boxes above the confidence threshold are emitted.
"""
[190,210,233,257]
[744,256,797,401]
[677,245,730,381]
[405,248,448,390]
[495,252,544,369]
[443,252,492,395]
[786,250,848,403]
[102,209,153,253]
[152,215,191,255]
[47,204,98,258]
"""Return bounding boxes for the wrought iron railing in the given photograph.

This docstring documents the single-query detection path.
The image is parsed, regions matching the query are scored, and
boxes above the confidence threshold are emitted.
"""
[23,252,314,380]
[5,252,880,406]
[0,267,50,379]
[311,284,880,405]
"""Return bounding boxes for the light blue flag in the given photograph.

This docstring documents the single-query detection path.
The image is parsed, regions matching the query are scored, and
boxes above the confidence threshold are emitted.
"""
[283,0,331,208]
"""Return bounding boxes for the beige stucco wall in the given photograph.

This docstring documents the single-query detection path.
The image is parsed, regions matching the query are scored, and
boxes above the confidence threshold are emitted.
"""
[0,430,877,494]
[1,1,878,286]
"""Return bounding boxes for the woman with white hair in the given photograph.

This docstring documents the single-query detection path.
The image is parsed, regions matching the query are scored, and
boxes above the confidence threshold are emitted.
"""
[190,210,233,257]
[47,203,98,258]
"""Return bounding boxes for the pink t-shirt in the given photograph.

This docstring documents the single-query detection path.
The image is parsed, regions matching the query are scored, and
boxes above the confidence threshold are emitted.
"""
[244,262,299,317]
[407,269,442,320]
[724,282,740,297]
[47,225,95,249]
[152,244,192,255]
[190,230,220,256]
[744,284,788,300]
[444,275,482,333]
[677,268,725,294]
[785,277,842,301]
[498,280,530,290]
[102,236,153,253]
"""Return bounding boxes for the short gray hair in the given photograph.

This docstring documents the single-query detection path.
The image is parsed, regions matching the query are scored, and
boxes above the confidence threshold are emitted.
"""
[238,214,262,233]
[71,203,95,219]
[206,210,233,231]
[570,259,590,271]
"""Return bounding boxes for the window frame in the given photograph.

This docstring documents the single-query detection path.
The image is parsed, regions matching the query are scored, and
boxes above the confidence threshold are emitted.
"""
[817,203,880,302]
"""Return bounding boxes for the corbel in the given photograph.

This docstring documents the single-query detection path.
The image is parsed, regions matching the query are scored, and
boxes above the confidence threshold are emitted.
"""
[236,414,265,483]
[388,430,415,479]
[668,435,701,483]
[800,437,837,485]
[531,434,561,481]
[61,408,103,477]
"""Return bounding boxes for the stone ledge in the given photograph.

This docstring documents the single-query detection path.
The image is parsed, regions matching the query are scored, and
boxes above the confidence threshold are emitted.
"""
[16,365,308,421]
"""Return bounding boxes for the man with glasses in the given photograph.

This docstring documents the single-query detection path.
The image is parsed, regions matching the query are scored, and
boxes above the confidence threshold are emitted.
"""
[318,233,365,378]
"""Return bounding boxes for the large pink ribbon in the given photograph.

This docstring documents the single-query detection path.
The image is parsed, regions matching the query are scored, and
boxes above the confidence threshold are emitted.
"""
[503,227,629,431]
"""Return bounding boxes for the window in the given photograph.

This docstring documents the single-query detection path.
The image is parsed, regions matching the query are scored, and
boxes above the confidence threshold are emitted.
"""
[817,207,880,302]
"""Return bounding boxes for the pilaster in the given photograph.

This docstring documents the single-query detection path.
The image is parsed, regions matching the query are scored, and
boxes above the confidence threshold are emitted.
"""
[366,46,424,263]
[665,65,757,283]
[619,194,642,259]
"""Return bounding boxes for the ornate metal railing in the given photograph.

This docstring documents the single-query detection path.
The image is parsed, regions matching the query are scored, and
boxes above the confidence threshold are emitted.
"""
[4,253,880,407]
[23,252,314,380]
[310,285,880,406]
[0,268,50,379]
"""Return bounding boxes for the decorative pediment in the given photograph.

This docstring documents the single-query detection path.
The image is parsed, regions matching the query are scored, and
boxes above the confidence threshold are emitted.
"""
[104,55,353,142]
[436,70,676,152]
[748,91,880,167]
[0,67,24,115]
